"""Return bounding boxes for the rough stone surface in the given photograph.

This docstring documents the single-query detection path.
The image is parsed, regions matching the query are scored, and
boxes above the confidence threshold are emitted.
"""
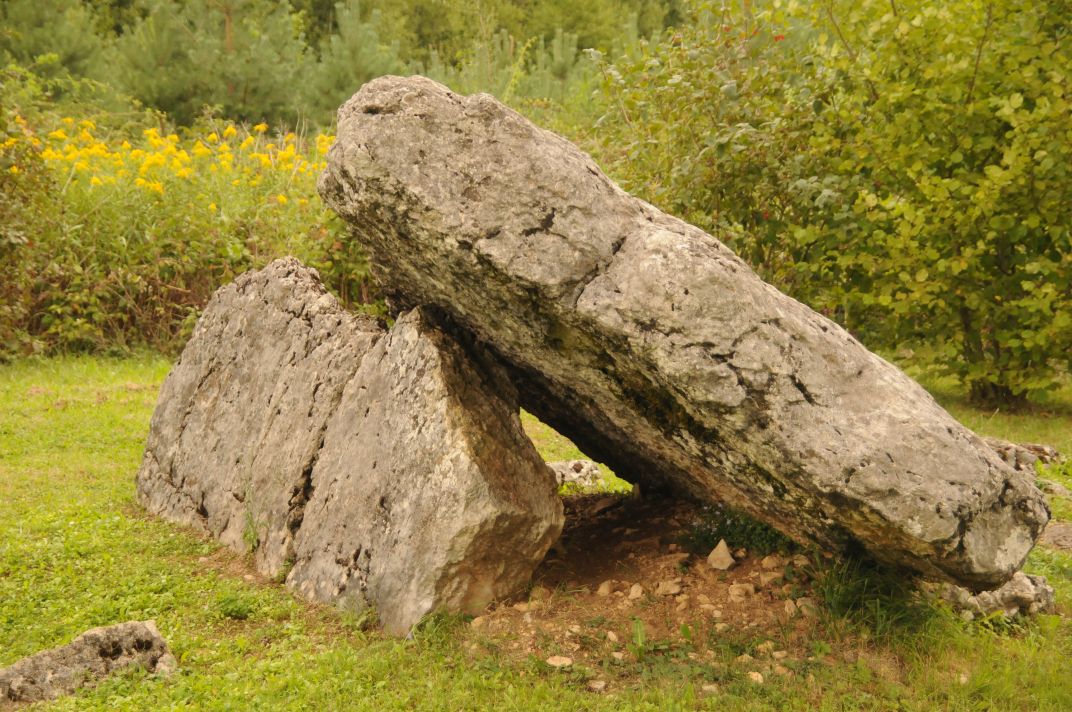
[137,258,563,634]
[320,76,1048,590]
[982,436,1062,474]
[0,621,173,703]
[547,459,604,488]
[941,572,1056,620]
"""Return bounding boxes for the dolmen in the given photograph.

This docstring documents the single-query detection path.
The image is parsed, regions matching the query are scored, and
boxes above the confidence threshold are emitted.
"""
[137,76,1049,634]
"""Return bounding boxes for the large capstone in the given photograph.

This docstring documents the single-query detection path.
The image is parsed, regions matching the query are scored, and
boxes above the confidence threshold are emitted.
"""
[319,76,1048,591]
[136,258,562,634]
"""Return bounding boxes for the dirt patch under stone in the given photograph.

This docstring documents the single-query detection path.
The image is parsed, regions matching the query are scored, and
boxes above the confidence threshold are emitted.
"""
[461,493,836,692]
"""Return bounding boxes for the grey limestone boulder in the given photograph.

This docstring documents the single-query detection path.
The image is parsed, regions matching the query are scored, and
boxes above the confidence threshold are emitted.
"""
[548,460,605,488]
[137,258,562,634]
[319,76,1048,591]
[0,621,174,703]
[941,572,1056,621]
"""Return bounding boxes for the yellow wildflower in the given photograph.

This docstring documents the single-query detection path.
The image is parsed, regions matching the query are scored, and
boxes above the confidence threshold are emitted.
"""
[223,125,237,139]
[239,136,254,150]
[207,132,219,143]
[48,129,68,141]
[192,141,211,157]
[8,165,20,174]
[90,176,103,186]
[62,117,74,125]
[209,202,217,211]
[276,194,288,205]
[253,122,268,133]
[79,119,96,130]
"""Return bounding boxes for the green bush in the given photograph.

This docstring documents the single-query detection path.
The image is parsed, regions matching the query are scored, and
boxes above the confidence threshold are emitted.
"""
[589,0,1072,404]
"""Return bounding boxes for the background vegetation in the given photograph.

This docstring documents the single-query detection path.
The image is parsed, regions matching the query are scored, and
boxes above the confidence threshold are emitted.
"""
[2,0,1070,409]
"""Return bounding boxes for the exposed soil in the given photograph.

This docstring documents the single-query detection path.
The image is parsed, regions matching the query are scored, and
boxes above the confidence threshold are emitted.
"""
[459,492,842,692]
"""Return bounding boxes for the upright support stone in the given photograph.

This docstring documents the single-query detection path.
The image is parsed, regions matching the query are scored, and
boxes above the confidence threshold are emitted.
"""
[319,76,1048,590]
[137,258,562,633]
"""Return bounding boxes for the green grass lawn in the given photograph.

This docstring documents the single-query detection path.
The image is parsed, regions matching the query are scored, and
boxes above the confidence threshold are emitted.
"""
[2,356,1071,710]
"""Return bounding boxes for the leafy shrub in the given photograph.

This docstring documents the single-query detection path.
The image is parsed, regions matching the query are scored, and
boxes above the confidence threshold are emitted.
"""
[589,0,1072,404]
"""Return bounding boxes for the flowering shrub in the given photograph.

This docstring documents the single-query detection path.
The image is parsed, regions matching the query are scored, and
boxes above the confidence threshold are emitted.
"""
[0,91,373,356]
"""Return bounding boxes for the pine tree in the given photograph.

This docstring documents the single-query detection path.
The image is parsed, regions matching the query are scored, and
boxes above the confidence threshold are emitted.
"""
[112,0,311,125]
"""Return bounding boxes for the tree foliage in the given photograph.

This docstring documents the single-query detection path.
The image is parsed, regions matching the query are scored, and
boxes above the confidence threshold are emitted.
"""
[590,0,1072,403]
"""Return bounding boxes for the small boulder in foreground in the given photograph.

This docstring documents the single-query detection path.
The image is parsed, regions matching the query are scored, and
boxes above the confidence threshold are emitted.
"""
[0,621,174,703]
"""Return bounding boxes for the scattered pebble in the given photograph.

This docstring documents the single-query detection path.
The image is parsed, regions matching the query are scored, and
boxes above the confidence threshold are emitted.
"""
[707,539,736,570]
[772,650,788,661]
[728,583,755,600]
[656,579,683,596]
[612,651,626,661]
[596,580,616,597]
[759,571,783,588]
[606,631,619,643]
[587,679,607,692]
[546,655,573,668]
[701,683,719,694]
[760,555,784,570]
[773,664,790,676]
[748,671,764,684]
[628,583,644,600]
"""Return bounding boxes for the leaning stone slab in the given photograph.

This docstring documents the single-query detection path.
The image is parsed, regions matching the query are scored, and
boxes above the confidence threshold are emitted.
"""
[137,258,562,634]
[0,621,174,703]
[319,76,1048,590]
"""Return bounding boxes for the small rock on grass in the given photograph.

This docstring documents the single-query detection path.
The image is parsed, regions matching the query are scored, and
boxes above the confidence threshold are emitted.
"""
[628,583,644,600]
[596,579,616,596]
[748,671,764,684]
[546,655,573,668]
[707,539,736,571]
[606,631,619,643]
[587,679,607,692]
